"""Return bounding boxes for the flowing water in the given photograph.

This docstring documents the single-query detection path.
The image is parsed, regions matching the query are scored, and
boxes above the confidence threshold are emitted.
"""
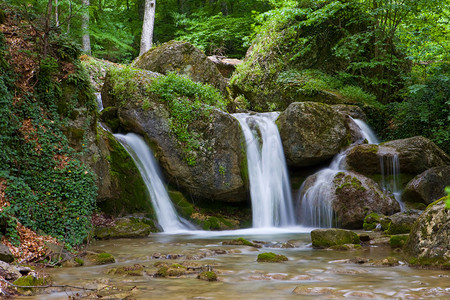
[114,133,195,232]
[298,119,379,227]
[234,112,295,228]
[379,151,404,211]
[30,232,449,300]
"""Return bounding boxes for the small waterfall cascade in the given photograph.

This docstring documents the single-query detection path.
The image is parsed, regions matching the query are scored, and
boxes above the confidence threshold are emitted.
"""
[95,92,104,112]
[114,133,195,232]
[298,119,379,228]
[379,150,404,210]
[234,112,295,228]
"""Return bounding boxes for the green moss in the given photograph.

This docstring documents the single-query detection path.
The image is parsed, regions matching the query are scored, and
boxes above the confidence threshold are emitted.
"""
[156,264,187,277]
[386,223,411,235]
[197,271,218,281]
[389,234,409,248]
[74,257,84,266]
[168,190,194,219]
[363,213,382,231]
[257,252,288,263]
[311,229,360,248]
[110,264,144,276]
[223,237,257,247]
[93,253,115,265]
[13,275,46,292]
[408,257,450,270]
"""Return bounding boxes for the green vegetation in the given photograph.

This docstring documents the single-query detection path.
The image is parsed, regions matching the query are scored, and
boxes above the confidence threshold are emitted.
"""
[257,252,288,262]
[13,275,46,292]
[389,234,409,248]
[197,271,218,281]
[89,252,116,265]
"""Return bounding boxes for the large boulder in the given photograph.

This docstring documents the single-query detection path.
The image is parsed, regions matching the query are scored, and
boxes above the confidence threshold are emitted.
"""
[102,68,246,203]
[133,41,227,93]
[311,228,360,248]
[404,198,450,269]
[403,166,450,205]
[346,136,450,176]
[277,102,350,167]
[298,171,400,228]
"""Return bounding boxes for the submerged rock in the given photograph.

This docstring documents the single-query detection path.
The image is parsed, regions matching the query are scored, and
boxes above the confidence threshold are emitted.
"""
[404,198,450,269]
[133,41,227,93]
[277,102,350,167]
[310,228,360,248]
[197,271,218,281]
[403,165,450,205]
[94,217,156,239]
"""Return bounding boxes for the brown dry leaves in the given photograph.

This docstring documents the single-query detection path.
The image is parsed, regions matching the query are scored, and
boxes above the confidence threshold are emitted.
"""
[2,223,60,263]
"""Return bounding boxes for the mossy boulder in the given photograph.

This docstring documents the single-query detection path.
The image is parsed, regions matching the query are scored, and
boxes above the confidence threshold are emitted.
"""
[277,102,350,167]
[155,263,187,277]
[383,210,422,235]
[102,68,246,203]
[197,271,218,281]
[390,234,409,248]
[13,275,47,293]
[94,217,156,239]
[87,252,116,265]
[108,264,145,276]
[222,238,260,248]
[346,137,450,176]
[299,171,399,229]
[404,198,450,269]
[0,243,14,263]
[403,165,450,206]
[311,228,360,249]
[133,41,227,93]
[257,252,288,262]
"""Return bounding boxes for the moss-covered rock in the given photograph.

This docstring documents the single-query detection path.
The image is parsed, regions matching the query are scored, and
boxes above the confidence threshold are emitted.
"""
[404,198,450,269]
[222,238,260,248]
[390,234,409,248]
[13,275,47,293]
[155,263,187,277]
[86,252,116,265]
[133,41,227,94]
[94,217,156,239]
[311,228,360,249]
[257,252,288,262]
[384,211,421,235]
[197,271,218,281]
[108,264,145,276]
[277,102,351,167]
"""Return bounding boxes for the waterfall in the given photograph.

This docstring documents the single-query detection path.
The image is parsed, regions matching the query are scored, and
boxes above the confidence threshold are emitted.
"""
[114,133,195,232]
[234,112,295,228]
[95,92,104,112]
[379,152,404,211]
[298,119,379,228]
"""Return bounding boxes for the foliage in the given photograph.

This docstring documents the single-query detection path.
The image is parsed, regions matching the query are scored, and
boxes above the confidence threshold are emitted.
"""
[149,72,226,165]
[446,187,450,209]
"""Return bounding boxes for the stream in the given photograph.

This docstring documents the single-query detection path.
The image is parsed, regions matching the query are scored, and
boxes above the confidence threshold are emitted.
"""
[24,230,450,299]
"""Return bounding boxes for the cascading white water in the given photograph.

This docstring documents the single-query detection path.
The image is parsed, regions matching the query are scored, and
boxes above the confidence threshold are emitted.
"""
[298,119,379,227]
[234,112,295,228]
[95,92,104,112]
[114,133,195,232]
[379,152,404,211]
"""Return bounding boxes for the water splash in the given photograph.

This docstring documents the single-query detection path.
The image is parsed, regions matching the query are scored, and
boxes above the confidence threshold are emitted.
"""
[353,118,379,144]
[379,151,404,210]
[234,112,295,228]
[114,133,195,232]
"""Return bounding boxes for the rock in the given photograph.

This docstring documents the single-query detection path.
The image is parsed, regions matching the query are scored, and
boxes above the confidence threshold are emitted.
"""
[155,263,187,277]
[310,228,360,248]
[108,264,145,276]
[300,171,400,229]
[390,234,409,248]
[86,252,116,265]
[13,275,47,293]
[403,166,450,205]
[133,41,227,93]
[94,217,155,239]
[332,104,366,120]
[0,261,22,281]
[256,252,288,262]
[208,55,242,78]
[197,271,218,281]
[346,137,450,176]
[292,286,341,296]
[103,67,246,203]
[277,102,350,167]
[0,243,14,263]
[383,210,422,234]
[404,198,450,269]
[222,238,261,248]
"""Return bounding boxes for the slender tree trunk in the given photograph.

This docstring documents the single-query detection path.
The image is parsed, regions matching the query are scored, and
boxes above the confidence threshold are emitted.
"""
[55,0,59,26]
[43,0,53,57]
[67,0,72,33]
[139,0,156,56]
[82,0,91,54]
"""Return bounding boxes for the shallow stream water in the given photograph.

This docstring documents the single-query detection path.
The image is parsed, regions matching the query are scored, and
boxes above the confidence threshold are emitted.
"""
[25,229,449,299]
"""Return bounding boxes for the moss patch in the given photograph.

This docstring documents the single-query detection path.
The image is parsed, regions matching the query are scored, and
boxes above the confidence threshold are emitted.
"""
[257,252,288,263]
[311,228,360,248]
[109,264,145,276]
[197,271,218,281]
[389,234,409,248]
[87,252,115,265]
[222,237,260,247]
[13,275,47,293]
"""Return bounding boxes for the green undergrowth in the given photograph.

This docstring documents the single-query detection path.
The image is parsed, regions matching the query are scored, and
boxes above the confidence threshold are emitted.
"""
[0,29,97,247]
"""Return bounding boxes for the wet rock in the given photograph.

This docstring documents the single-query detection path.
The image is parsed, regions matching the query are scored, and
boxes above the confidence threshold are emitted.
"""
[155,263,187,277]
[222,238,261,248]
[94,217,155,239]
[332,104,366,120]
[346,137,450,176]
[383,210,422,234]
[292,286,341,296]
[404,198,450,269]
[86,252,116,265]
[257,252,288,262]
[108,264,145,276]
[311,229,360,249]
[0,243,14,263]
[134,41,227,93]
[278,102,350,167]
[197,271,218,281]
[208,55,242,78]
[403,165,450,205]
[300,171,399,229]
[390,234,409,248]
[0,261,21,281]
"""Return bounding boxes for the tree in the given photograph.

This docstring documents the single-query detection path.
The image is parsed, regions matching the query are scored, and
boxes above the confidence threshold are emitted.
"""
[140,0,156,56]
[82,0,91,54]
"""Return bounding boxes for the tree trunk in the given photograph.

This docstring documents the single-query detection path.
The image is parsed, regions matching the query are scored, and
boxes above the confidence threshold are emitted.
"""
[55,0,59,26]
[43,0,53,57]
[82,0,91,54]
[139,0,156,56]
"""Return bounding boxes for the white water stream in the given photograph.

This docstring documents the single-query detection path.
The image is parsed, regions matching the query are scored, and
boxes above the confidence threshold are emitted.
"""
[114,133,195,232]
[298,119,380,227]
[234,112,295,228]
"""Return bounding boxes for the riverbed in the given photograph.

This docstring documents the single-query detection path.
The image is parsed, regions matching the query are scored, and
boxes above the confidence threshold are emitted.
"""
[25,228,450,299]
